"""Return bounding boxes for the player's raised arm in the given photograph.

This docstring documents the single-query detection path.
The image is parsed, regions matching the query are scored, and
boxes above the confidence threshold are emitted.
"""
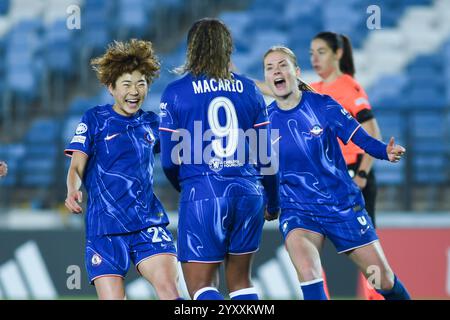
[351,127,406,163]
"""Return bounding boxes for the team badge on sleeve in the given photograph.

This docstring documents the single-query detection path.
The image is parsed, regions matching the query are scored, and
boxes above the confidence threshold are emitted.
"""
[75,123,88,135]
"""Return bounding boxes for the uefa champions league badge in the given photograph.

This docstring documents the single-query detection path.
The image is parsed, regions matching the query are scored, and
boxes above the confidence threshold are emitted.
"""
[91,254,102,266]
[75,123,88,135]
[208,157,223,172]
[310,125,323,136]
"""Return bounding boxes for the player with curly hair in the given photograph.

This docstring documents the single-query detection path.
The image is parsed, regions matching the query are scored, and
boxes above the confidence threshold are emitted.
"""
[64,39,182,300]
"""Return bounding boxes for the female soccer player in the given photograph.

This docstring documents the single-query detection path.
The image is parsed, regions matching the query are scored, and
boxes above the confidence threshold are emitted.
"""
[159,18,280,300]
[262,46,410,300]
[64,39,182,300]
[310,31,383,299]
[0,161,7,177]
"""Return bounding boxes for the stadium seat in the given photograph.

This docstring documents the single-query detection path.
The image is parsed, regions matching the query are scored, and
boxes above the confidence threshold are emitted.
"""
[44,19,74,75]
[410,111,447,184]
[68,97,99,116]
[24,119,61,144]
[219,11,251,53]
[374,159,405,186]
[0,143,25,186]
[6,65,38,99]
[410,112,446,141]
[0,0,9,15]
[95,88,114,106]
[19,143,58,187]
[80,9,111,53]
[116,0,149,38]
[8,0,45,24]
[375,112,406,145]
[412,155,447,184]
[0,0,448,210]
[404,85,446,109]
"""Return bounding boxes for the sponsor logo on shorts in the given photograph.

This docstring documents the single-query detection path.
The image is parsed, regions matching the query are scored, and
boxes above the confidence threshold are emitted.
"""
[357,216,368,226]
[360,225,370,235]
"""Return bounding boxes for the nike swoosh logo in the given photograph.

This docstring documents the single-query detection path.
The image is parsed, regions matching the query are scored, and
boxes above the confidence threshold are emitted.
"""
[105,133,120,141]
[271,136,282,145]
[361,226,370,235]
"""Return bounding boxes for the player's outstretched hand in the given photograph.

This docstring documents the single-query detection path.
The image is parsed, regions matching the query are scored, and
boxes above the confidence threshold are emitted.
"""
[65,190,83,214]
[386,137,406,163]
[0,161,8,178]
[264,207,280,221]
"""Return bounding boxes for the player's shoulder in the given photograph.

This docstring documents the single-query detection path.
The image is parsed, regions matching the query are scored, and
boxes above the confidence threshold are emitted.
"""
[232,72,253,84]
[304,90,335,105]
[140,110,160,124]
[266,99,278,115]
[304,91,344,117]
[310,81,322,91]
[83,104,112,120]
[161,74,192,101]
[162,74,191,95]
[232,72,258,91]
[339,74,367,94]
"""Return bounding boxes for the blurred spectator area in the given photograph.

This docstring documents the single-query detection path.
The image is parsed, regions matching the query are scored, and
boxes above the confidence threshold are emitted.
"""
[0,0,449,212]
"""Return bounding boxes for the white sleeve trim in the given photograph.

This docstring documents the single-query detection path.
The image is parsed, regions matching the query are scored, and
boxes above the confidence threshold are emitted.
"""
[159,127,179,133]
[346,124,361,144]
[254,120,270,128]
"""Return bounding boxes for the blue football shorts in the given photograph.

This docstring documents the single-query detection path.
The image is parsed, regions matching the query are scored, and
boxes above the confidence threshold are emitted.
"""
[85,225,177,284]
[177,195,265,262]
[279,205,378,253]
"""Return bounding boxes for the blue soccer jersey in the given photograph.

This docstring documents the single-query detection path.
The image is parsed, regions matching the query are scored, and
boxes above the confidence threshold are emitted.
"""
[268,91,364,213]
[159,73,270,201]
[64,104,169,237]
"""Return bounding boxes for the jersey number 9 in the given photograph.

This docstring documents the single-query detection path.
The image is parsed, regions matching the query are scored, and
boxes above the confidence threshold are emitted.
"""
[207,96,239,158]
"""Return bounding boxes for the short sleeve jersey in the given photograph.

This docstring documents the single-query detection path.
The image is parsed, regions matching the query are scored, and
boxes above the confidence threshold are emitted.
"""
[159,73,270,201]
[267,91,365,213]
[65,104,169,237]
